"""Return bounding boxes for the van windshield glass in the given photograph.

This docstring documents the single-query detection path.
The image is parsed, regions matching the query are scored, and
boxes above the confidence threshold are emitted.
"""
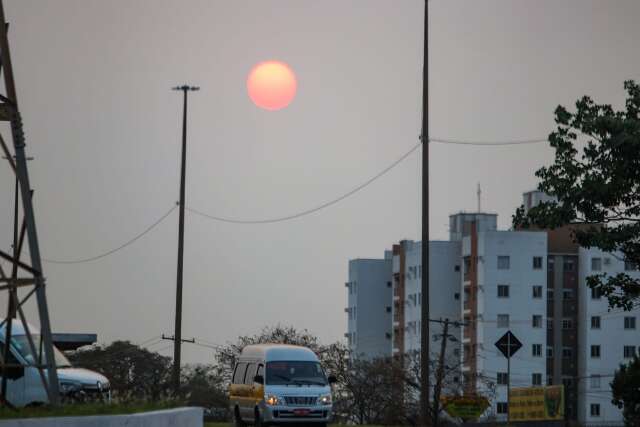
[11,335,72,368]
[266,361,327,386]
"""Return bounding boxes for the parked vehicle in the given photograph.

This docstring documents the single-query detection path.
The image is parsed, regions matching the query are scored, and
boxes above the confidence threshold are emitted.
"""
[0,319,110,406]
[229,344,336,426]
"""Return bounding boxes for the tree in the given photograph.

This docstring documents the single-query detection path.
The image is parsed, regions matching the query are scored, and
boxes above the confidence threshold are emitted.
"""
[69,341,173,401]
[213,324,322,384]
[513,80,640,310]
[181,364,228,409]
[611,355,640,426]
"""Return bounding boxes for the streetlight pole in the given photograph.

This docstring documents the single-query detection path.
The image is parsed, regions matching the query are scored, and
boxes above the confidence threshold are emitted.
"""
[420,0,431,425]
[171,84,199,395]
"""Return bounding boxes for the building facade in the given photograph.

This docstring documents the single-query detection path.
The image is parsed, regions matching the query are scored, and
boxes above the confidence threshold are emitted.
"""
[346,191,640,425]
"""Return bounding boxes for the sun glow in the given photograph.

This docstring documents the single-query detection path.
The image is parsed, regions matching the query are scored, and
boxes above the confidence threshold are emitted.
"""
[247,60,297,111]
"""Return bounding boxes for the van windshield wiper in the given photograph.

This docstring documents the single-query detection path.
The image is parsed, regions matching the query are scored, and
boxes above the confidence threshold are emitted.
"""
[273,374,292,383]
[292,379,326,386]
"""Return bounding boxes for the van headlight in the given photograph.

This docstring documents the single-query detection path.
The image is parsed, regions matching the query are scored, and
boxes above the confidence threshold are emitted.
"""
[265,394,283,406]
[318,394,332,405]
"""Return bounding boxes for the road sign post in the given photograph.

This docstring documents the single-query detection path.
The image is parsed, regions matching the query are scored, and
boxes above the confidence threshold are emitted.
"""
[495,331,523,427]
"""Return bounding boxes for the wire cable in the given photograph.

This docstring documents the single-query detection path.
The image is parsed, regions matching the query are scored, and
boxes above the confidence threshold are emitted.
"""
[186,142,421,224]
[43,204,177,264]
[430,137,548,146]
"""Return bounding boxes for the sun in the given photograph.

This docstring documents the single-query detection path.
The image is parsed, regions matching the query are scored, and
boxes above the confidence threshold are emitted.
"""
[247,60,297,111]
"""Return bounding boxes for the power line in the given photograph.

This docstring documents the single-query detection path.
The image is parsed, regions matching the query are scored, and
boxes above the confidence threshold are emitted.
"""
[430,137,548,146]
[42,204,177,264]
[187,142,422,224]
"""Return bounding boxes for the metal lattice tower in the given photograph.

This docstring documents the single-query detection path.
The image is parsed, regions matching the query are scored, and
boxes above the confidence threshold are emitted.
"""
[0,0,60,405]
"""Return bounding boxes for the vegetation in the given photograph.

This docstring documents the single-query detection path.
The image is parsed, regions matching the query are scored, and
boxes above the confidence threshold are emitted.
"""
[611,356,640,427]
[513,80,640,310]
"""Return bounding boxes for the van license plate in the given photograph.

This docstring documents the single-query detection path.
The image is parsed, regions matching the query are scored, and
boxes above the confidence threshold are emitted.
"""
[293,409,310,416]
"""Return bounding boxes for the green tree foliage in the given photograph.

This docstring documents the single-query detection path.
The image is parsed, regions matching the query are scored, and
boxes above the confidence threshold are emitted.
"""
[611,356,640,426]
[69,341,173,401]
[514,80,640,310]
[180,364,228,409]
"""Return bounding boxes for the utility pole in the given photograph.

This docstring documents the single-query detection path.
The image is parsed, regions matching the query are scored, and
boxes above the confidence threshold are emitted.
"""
[420,0,431,425]
[432,319,450,427]
[171,84,199,395]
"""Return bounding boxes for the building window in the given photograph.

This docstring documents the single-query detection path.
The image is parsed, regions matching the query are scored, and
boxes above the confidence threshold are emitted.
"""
[562,319,573,330]
[533,285,543,299]
[547,318,554,330]
[533,256,543,270]
[386,306,392,313]
[532,373,542,386]
[532,315,543,328]
[591,257,602,271]
[454,292,460,300]
[591,345,601,358]
[532,344,542,357]
[497,256,510,270]
[625,260,638,271]
[591,316,601,329]
[454,265,460,272]
[624,346,636,359]
[497,314,510,328]
[547,346,553,358]
[590,404,600,417]
[497,372,508,385]
[387,281,392,288]
[498,285,510,298]
[547,289,554,300]
[497,402,508,414]
[563,289,574,300]
[591,287,602,300]
[548,258,555,271]
[453,348,460,357]
[547,375,553,385]
[562,347,573,358]
[591,375,601,389]
[624,317,636,330]
[563,258,575,271]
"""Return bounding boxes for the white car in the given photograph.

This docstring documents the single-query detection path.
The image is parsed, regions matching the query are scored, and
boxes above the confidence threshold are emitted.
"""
[0,319,110,406]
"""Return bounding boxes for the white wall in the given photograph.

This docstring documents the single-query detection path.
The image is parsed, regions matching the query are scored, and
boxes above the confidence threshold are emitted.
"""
[577,247,640,425]
[468,230,548,420]
[347,257,392,359]
[0,408,202,427]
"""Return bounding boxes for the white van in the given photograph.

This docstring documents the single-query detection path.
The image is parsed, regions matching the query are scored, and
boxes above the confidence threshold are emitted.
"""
[0,319,110,406]
[229,344,336,426]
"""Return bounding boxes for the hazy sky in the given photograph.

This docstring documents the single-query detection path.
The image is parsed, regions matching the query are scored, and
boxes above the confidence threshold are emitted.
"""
[1,0,639,364]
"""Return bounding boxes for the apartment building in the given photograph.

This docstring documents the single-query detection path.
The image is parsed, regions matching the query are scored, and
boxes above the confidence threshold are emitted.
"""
[346,256,393,359]
[461,219,548,421]
[346,190,640,425]
[577,247,640,426]
[390,239,461,357]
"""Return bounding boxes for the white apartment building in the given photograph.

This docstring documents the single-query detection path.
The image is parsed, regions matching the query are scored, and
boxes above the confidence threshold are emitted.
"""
[390,239,461,359]
[346,191,639,425]
[461,224,548,421]
[577,247,640,426]
[346,256,393,359]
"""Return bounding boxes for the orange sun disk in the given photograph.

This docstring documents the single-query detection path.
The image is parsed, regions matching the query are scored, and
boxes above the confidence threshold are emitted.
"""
[247,60,297,111]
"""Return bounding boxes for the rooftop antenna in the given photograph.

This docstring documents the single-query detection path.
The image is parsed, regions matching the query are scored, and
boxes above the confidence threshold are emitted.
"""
[477,182,482,212]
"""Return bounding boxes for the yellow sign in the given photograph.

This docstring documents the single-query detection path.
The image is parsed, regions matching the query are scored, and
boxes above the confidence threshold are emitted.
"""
[442,395,490,420]
[509,385,564,421]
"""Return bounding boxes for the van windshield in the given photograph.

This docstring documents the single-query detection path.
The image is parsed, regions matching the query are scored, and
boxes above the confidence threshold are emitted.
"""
[11,335,72,368]
[266,361,327,386]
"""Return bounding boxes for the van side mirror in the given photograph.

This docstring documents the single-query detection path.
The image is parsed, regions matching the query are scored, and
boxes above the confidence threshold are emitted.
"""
[3,365,24,381]
[327,375,337,384]
[254,374,264,384]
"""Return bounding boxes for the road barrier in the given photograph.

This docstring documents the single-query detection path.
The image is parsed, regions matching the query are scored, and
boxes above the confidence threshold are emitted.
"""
[0,407,203,427]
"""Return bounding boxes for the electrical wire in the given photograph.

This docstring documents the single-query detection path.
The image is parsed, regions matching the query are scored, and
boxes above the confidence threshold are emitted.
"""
[430,137,548,146]
[186,142,422,224]
[42,204,177,264]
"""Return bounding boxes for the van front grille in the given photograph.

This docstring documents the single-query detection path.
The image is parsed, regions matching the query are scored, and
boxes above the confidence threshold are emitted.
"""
[284,396,317,406]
